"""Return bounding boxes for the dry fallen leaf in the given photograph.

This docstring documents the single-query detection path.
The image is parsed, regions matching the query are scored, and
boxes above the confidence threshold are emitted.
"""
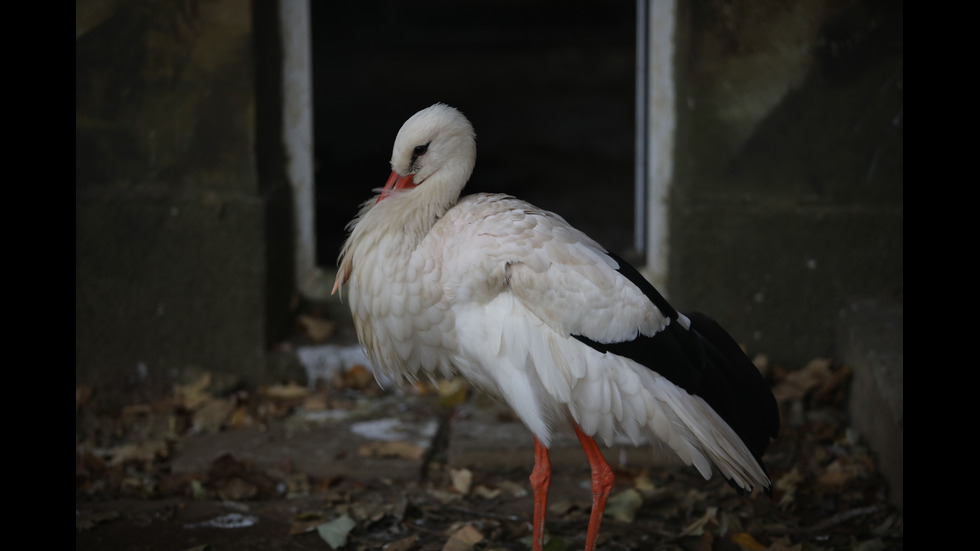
[342,364,375,390]
[173,372,212,410]
[211,476,258,501]
[298,314,337,342]
[632,470,657,497]
[206,454,279,500]
[263,383,310,400]
[775,467,804,510]
[442,524,483,551]
[472,485,501,499]
[107,441,169,465]
[343,501,390,523]
[809,363,853,406]
[438,379,470,407]
[302,395,330,411]
[771,358,833,403]
[496,480,528,498]
[317,515,356,549]
[289,511,326,535]
[76,509,119,531]
[730,532,766,550]
[548,498,580,516]
[604,488,643,523]
[427,488,462,504]
[382,534,418,551]
[815,457,860,491]
[283,473,311,497]
[191,397,235,434]
[358,440,424,460]
[225,405,253,429]
[450,468,473,495]
[678,507,717,537]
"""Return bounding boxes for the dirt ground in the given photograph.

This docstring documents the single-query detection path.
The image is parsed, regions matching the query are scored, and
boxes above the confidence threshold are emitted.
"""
[76,348,903,551]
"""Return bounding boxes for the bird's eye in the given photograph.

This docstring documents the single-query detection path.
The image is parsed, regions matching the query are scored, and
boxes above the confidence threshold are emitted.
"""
[409,142,431,173]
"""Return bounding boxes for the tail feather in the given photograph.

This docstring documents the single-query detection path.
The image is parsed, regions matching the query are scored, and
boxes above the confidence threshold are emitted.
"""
[684,311,780,469]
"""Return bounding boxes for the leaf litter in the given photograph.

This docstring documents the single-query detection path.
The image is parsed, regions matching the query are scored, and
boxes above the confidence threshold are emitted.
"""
[77,351,902,550]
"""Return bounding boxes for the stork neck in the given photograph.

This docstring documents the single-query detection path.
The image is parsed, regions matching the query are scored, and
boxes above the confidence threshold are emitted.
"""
[393,159,470,233]
[371,180,459,254]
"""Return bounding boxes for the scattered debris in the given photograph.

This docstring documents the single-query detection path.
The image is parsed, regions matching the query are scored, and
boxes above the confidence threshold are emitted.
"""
[317,514,356,549]
[76,509,119,531]
[358,440,425,461]
[298,314,338,343]
[185,513,259,530]
[450,468,473,495]
[76,355,902,550]
[442,523,483,551]
[604,488,643,523]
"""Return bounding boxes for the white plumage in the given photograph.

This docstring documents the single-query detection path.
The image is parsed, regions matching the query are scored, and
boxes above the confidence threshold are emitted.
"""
[334,104,778,551]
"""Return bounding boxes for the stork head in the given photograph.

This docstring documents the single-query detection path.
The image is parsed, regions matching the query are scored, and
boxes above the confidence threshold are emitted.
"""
[378,103,477,203]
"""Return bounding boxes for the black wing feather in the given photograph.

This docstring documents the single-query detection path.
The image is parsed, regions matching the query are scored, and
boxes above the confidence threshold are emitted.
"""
[572,253,779,475]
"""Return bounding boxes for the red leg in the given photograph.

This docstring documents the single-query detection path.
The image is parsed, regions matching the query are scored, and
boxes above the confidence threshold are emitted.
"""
[574,426,614,551]
[529,437,552,551]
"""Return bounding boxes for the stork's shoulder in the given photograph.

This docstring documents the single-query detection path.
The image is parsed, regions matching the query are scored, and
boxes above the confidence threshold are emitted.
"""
[435,193,603,257]
[436,193,547,229]
[431,193,671,344]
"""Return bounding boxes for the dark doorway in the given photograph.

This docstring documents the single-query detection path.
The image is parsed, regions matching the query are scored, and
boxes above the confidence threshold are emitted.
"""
[312,1,637,267]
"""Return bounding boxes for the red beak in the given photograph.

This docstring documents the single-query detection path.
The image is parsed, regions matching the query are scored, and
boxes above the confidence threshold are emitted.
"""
[378,171,417,202]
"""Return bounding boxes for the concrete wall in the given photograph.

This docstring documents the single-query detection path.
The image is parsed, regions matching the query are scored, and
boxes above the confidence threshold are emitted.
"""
[668,0,903,364]
[658,0,903,510]
[76,0,295,398]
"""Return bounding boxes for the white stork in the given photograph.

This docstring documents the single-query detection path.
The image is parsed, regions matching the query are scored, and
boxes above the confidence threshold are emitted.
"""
[333,103,779,550]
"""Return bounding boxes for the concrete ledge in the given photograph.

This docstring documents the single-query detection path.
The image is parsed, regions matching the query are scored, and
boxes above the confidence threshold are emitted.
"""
[838,297,903,510]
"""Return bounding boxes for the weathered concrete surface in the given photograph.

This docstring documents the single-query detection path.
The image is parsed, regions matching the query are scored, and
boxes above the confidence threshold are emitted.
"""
[172,394,439,482]
[76,0,295,396]
[670,0,903,365]
[447,397,680,474]
[839,297,903,510]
